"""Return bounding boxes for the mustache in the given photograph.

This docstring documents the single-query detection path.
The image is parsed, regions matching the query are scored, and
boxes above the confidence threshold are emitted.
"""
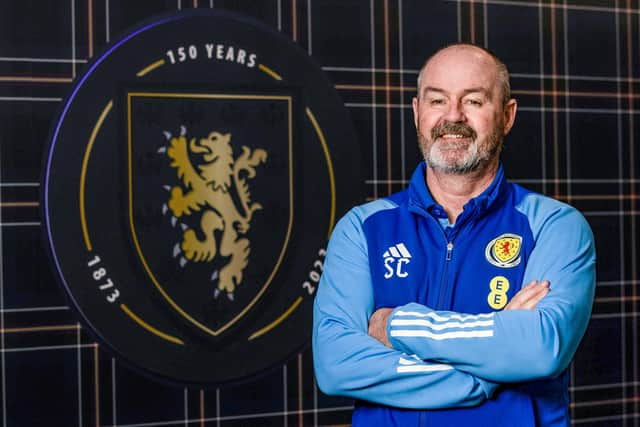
[430,121,477,140]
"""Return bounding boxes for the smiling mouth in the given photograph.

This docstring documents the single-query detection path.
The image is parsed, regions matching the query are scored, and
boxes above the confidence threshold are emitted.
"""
[439,134,470,139]
[431,121,477,141]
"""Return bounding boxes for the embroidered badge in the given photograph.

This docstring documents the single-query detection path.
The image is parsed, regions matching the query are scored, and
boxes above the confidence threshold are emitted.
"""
[383,243,412,279]
[485,233,522,268]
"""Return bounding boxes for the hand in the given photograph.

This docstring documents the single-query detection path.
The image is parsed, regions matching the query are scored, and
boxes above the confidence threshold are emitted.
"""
[368,308,394,347]
[505,280,550,310]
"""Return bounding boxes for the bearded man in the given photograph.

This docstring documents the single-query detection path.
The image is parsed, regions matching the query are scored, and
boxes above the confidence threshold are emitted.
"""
[312,44,596,427]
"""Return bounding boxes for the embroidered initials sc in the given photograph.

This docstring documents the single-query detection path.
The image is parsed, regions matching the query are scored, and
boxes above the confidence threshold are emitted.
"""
[383,243,412,279]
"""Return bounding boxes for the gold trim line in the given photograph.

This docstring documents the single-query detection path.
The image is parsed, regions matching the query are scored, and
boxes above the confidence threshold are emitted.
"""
[120,304,184,345]
[127,92,290,101]
[258,64,283,81]
[137,59,165,77]
[305,107,337,238]
[80,100,113,251]
[248,297,303,341]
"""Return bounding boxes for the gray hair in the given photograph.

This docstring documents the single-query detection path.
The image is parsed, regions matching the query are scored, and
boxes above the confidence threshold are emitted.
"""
[416,43,511,106]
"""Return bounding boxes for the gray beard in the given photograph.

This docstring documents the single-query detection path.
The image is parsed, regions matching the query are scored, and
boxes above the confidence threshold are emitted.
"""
[419,122,504,175]
[427,139,482,174]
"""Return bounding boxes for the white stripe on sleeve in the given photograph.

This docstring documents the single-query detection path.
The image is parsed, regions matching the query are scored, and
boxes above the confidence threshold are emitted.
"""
[390,318,494,330]
[394,310,495,322]
[390,329,494,340]
[397,364,454,373]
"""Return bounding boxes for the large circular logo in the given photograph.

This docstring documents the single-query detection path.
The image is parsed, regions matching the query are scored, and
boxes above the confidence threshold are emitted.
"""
[42,10,362,385]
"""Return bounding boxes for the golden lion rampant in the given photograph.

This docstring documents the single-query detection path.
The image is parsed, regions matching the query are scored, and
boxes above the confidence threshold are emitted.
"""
[163,128,267,300]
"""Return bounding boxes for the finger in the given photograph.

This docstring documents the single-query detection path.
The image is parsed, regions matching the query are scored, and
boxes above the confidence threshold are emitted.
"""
[514,281,550,310]
[368,308,393,346]
[515,280,542,299]
[510,281,545,305]
[367,310,382,335]
[506,281,549,310]
[519,286,549,309]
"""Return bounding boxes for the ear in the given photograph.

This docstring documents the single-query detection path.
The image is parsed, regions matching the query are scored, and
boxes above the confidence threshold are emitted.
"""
[412,96,419,128]
[502,99,517,135]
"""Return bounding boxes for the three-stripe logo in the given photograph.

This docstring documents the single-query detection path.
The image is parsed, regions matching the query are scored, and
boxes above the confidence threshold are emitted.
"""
[383,243,412,279]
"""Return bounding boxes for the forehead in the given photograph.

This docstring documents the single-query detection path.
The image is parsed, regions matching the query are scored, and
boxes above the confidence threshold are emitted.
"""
[421,47,499,95]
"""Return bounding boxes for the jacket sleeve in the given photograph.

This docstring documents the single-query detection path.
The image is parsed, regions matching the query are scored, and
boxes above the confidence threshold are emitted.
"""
[387,201,596,383]
[313,207,498,409]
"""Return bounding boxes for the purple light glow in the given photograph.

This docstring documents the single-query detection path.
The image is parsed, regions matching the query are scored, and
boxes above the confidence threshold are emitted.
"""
[43,14,183,306]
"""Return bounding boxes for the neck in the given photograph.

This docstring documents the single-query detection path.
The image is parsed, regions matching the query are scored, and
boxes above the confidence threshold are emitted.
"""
[425,160,499,224]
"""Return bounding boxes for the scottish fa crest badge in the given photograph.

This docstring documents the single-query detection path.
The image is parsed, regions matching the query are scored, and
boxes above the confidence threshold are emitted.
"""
[42,10,362,385]
[485,233,522,268]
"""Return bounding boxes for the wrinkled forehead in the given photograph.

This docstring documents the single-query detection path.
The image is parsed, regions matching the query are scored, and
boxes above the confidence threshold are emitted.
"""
[420,47,500,96]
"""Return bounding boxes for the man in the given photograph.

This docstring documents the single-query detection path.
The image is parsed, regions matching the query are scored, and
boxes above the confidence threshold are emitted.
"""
[312,44,595,426]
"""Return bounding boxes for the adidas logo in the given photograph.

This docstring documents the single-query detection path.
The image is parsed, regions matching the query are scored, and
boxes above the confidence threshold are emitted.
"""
[383,243,412,279]
[383,243,412,259]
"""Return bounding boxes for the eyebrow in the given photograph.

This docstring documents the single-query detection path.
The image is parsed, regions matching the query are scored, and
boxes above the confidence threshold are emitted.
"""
[422,86,492,98]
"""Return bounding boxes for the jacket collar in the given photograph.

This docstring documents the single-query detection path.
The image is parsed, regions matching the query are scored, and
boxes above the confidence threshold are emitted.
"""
[407,161,508,219]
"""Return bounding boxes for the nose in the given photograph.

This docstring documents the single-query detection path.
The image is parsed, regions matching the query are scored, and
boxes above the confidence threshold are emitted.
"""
[443,101,465,122]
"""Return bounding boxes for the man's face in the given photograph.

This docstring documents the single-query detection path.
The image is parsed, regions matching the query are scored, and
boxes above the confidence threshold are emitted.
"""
[412,47,516,174]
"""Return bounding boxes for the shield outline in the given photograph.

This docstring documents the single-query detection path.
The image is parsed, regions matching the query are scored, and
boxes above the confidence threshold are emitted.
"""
[485,233,522,268]
[126,90,294,337]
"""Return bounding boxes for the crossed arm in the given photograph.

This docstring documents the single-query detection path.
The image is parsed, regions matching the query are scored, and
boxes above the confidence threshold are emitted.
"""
[373,204,595,383]
[313,209,498,409]
[313,200,595,407]
[368,279,551,348]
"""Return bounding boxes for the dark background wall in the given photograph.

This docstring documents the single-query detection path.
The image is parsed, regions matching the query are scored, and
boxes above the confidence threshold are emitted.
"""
[1,0,638,426]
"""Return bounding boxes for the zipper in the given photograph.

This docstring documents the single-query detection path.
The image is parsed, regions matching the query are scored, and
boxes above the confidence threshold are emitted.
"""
[419,206,473,310]
[434,207,479,309]
[436,239,454,309]
[446,241,454,260]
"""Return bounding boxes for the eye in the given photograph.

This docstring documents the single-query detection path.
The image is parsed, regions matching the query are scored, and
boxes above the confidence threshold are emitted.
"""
[430,98,445,106]
[464,98,483,106]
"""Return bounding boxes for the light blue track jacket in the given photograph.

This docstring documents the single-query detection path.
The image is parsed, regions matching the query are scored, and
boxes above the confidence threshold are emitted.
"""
[313,162,596,426]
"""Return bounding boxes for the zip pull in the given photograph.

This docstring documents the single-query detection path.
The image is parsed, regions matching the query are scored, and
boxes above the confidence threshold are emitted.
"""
[446,242,454,261]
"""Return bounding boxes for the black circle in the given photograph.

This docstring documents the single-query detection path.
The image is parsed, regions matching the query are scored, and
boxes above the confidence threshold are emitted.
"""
[42,9,363,386]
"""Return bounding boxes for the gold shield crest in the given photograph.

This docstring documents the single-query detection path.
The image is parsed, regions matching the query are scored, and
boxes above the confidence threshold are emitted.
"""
[485,233,522,268]
[126,90,294,338]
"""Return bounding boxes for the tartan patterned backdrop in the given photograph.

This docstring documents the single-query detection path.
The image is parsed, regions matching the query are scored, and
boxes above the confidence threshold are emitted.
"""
[0,0,638,425]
